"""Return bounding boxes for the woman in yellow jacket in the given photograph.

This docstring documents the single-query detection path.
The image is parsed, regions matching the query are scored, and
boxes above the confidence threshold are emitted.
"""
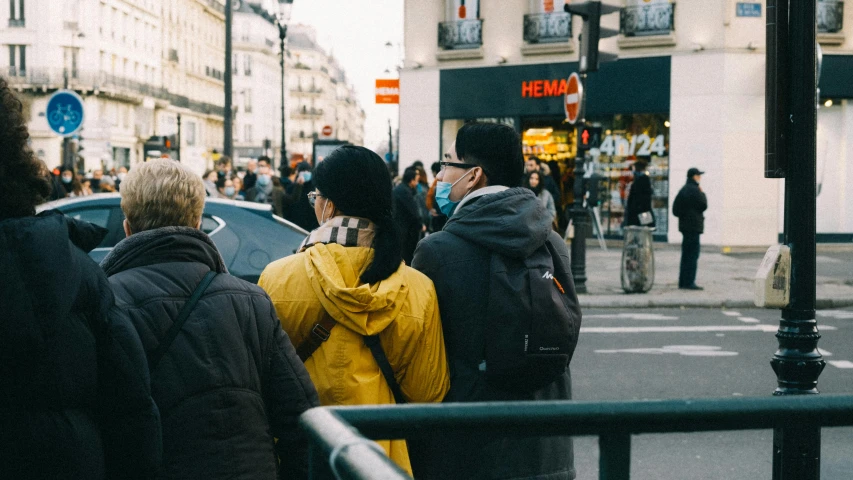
[259,146,450,475]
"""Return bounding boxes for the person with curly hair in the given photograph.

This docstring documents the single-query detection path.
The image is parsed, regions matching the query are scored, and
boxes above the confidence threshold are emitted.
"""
[0,77,162,480]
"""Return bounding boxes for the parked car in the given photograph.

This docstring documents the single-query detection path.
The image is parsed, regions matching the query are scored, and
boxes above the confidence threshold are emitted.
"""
[37,193,309,283]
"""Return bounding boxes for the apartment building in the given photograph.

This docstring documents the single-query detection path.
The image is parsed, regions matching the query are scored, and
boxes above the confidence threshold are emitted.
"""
[1,0,226,175]
[401,0,853,246]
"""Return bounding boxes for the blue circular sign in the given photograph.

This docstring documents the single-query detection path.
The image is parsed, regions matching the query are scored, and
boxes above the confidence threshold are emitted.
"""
[46,90,85,136]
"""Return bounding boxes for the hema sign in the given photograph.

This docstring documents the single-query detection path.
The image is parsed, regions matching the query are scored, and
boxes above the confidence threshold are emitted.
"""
[376,79,400,104]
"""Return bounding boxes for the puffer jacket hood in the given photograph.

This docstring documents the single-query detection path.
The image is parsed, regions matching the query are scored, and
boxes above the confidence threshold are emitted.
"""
[303,244,407,336]
[444,187,552,259]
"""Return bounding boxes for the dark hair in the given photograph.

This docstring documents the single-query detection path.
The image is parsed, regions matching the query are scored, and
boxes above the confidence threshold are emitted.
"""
[257,155,271,167]
[402,167,418,185]
[634,160,648,172]
[528,156,542,165]
[431,161,441,175]
[296,161,312,173]
[525,171,543,195]
[314,146,401,284]
[455,122,524,188]
[218,156,232,167]
[411,160,424,168]
[0,78,50,219]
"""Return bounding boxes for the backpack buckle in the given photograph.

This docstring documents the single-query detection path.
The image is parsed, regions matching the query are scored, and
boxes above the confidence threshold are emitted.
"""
[311,323,331,342]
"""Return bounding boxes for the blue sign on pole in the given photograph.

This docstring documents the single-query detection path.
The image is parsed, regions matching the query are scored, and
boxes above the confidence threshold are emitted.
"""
[736,2,762,17]
[46,90,85,136]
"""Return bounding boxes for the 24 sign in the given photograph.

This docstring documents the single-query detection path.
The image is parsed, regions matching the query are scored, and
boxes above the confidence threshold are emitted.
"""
[599,134,666,157]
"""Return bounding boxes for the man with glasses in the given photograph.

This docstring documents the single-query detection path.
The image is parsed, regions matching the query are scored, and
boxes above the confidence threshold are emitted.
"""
[411,122,581,480]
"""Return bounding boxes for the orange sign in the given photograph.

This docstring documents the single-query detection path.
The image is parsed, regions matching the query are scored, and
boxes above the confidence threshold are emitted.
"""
[564,72,582,125]
[375,79,400,104]
[321,125,333,136]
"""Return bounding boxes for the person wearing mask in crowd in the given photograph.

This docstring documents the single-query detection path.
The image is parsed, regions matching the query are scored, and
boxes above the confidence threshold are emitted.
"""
[393,167,425,265]
[203,169,219,197]
[115,166,128,191]
[672,167,708,290]
[412,122,581,480]
[99,175,117,193]
[217,177,239,200]
[42,162,66,200]
[0,76,161,480]
[243,158,258,191]
[245,159,276,203]
[624,159,655,229]
[101,158,319,479]
[231,176,245,200]
[286,161,319,231]
[414,165,431,234]
[258,146,449,476]
[216,156,232,182]
[426,161,447,233]
[525,171,557,226]
[60,168,77,195]
[76,176,94,197]
[525,156,562,207]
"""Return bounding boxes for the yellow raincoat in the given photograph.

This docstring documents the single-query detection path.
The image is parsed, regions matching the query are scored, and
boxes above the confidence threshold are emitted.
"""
[258,243,450,474]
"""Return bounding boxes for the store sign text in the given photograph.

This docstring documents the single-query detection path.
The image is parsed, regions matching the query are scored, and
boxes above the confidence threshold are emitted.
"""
[599,134,667,157]
[522,79,569,98]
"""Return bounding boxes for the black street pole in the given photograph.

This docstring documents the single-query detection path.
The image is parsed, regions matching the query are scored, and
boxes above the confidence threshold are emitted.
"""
[767,0,825,478]
[223,0,233,158]
[279,23,287,175]
[176,113,182,162]
[388,119,395,175]
[570,73,589,294]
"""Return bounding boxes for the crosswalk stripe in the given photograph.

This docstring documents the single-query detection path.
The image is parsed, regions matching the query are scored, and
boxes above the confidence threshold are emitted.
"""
[722,311,742,317]
[579,325,845,334]
[737,317,761,323]
[828,360,853,369]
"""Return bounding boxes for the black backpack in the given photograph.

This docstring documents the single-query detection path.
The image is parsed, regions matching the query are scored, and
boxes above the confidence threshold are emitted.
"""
[484,238,580,393]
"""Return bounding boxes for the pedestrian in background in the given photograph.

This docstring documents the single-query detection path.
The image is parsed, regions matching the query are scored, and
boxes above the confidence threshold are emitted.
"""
[393,166,425,264]
[412,122,581,480]
[672,167,708,290]
[259,146,449,476]
[116,166,128,191]
[426,161,447,233]
[203,169,219,197]
[624,160,655,229]
[243,158,258,191]
[525,170,557,226]
[0,77,160,480]
[244,159,275,204]
[286,161,319,231]
[231,175,246,200]
[525,156,562,208]
[101,159,319,479]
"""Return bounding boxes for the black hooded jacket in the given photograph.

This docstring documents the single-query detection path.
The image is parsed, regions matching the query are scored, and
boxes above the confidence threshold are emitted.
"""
[0,211,161,480]
[412,188,581,480]
[101,227,319,480]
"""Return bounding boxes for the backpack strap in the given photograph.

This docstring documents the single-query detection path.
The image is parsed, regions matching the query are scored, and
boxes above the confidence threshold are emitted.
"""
[295,311,338,362]
[544,237,571,293]
[364,335,407,405]
[148,271,217,371]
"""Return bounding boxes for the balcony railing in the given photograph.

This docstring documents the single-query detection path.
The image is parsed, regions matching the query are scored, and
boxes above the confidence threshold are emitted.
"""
[438,19,483,50]
[8,18,25,28]
[620,2,675,37]
[818,0,844,33]
[5,68,225,118]
[292,107,324,117]
[523,12,572,44]
[291,86,323,95]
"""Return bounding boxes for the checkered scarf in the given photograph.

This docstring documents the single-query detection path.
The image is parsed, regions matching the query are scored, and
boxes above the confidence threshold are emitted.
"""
[299,216,376,252]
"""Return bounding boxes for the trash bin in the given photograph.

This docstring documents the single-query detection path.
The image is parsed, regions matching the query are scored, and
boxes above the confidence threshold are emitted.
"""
[621,226,655,293]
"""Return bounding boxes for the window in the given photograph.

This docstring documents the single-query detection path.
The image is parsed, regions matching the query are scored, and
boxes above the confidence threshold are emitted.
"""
[244,124,253,143]
[186,121,197,146]
[63,47,79,79]
[243,89,252,113]
[8,0,24,27]
[232,53,238,75]
[201,215,224,235]
[8,44,25,76]
[244,54,252,76]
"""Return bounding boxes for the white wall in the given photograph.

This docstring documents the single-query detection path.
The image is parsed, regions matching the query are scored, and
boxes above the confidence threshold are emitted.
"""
[669,52,778,247]
[399,68,440,174]
[815,100,853,233]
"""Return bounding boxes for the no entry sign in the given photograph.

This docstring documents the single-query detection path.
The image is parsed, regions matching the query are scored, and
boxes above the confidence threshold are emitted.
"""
[564,72,582,125]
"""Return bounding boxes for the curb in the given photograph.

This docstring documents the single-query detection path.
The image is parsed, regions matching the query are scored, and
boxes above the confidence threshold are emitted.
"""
[578,297,853,309]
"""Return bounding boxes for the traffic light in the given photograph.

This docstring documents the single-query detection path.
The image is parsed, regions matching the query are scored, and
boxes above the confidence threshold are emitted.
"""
[564,1,620,73]
[163,135,172,150]
[577,126,602,153]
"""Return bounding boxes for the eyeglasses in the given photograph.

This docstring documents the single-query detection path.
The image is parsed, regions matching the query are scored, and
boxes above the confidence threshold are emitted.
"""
[438,161,480,171]
[307,191,324,207]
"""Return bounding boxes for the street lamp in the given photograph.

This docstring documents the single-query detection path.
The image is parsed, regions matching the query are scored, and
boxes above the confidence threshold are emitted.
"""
[276,0,294,176]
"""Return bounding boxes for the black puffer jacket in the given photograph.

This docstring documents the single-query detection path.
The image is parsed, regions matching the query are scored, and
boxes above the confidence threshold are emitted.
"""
[101,227,319,480]
[0,211,161,480]
[625,172,654,227]
[672,179,708,234]
[412,188,581,480]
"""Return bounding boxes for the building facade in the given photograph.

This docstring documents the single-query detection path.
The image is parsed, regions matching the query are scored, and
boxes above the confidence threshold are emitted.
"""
[400,0,853,246]
[1,0,227,176]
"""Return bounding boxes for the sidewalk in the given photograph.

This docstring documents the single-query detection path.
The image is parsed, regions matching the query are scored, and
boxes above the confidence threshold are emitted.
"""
[572,240,853,309]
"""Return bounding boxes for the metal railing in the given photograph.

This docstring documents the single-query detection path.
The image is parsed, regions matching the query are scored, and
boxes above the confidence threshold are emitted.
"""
[438,19,483,50]
[292,107,324,117]
[524,12,573,44]
[292,86,323,95]
[818,0,844,33]
[4,68,225,117]
[620,3,675,37]
[301,395,853,480]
